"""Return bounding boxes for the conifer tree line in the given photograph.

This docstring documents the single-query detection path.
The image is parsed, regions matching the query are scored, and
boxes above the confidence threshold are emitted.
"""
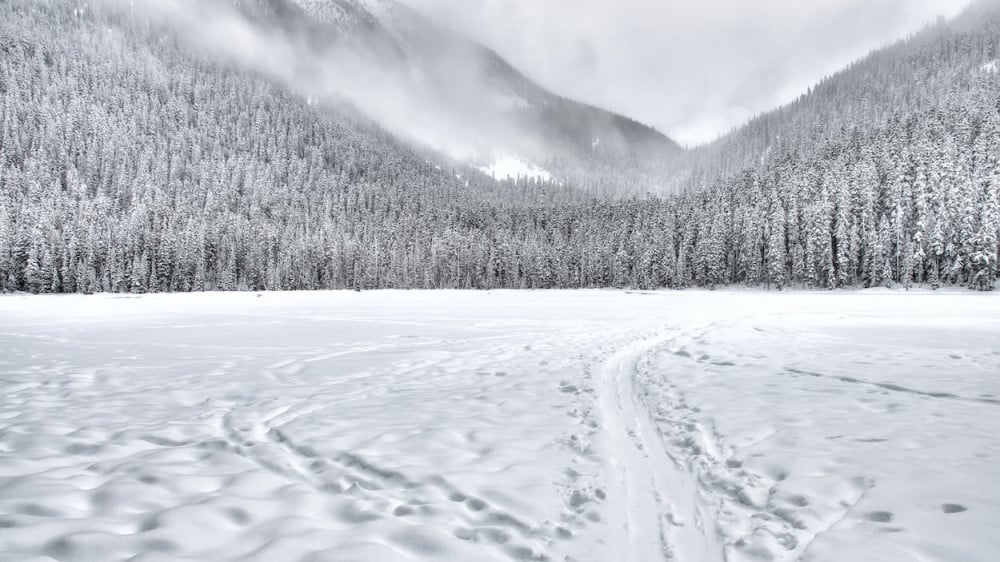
[1,0,998,292]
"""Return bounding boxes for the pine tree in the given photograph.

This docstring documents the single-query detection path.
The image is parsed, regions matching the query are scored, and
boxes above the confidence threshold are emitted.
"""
[766,190,787,290]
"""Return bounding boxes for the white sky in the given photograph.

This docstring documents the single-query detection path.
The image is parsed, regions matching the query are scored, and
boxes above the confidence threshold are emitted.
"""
[406,0,972,146]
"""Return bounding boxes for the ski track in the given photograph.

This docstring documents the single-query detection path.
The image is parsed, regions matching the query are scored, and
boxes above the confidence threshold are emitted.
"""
[624,326,875,562]
[592,323,822,562]
[596,328,725,562]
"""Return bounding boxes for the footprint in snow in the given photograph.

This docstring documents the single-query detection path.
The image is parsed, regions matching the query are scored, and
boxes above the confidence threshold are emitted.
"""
[864,511,893,523]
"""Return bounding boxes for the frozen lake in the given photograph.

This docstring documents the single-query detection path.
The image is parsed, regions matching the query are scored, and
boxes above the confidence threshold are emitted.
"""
[1,290,998,562]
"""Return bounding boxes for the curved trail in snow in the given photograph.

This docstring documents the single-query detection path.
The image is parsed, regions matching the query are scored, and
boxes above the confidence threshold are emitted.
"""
[597,332,725,562]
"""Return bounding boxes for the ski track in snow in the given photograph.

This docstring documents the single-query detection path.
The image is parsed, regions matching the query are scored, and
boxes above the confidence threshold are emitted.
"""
[596,328,725,562]
[0,291,998,562]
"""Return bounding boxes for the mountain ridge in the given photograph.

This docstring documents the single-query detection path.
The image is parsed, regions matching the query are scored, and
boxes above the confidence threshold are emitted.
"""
[238,0,682,176]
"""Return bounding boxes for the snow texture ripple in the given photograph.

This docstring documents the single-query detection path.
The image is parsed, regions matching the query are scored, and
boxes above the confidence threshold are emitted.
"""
[0,290,997,562]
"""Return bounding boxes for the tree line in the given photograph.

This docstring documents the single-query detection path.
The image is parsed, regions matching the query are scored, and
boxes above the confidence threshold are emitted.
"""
[0,0,997,292]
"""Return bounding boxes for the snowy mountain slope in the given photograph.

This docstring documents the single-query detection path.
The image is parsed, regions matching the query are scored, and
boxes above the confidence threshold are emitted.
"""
[1,0,997,294]
[295,0,397,28]
[380,4,681,163]
[672,0,1000,189]
[241,0,681,177]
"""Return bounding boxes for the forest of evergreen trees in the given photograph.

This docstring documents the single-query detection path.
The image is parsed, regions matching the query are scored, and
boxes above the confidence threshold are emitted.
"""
[1,0,998,292]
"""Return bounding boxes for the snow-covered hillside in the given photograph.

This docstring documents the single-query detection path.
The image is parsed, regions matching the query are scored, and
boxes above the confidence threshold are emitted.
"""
[1,291,997,562]
[275,0,681,171]
[290,0,396,29]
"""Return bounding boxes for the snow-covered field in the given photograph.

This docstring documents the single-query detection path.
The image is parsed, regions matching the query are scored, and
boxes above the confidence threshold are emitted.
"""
[0,290,997,562]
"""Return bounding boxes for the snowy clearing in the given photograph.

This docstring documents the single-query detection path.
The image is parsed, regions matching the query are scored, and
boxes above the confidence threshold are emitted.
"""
[0,291,998,562]
[478,157,553,182]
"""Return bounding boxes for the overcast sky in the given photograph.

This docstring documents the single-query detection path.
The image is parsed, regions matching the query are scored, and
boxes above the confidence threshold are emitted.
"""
[407,0,972,146]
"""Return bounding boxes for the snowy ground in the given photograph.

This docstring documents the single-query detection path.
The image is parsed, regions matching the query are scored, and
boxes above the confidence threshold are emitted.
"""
[478,156,553,182]
[0,290,997,562]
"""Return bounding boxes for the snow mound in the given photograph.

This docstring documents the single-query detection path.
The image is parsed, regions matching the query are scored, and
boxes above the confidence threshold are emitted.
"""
[479,156,552,182]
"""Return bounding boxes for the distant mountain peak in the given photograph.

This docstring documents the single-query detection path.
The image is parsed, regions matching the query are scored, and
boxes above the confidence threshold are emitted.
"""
[235,0,681,183]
